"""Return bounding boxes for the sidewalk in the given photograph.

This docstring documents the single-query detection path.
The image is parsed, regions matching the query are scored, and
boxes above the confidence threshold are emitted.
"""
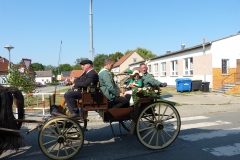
[165,92,240,117]
[21,92,240,128]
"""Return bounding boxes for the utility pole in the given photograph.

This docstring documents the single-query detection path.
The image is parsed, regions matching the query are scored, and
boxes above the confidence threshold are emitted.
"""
[89,0,94,61]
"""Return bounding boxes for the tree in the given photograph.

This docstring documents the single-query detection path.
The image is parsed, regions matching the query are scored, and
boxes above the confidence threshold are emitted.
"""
[55,63,73,75]
[5,66,35,94]
[44,65,55,71]
[93,54,109,72]
[109,52,124,62]
[30,63,44,71]
[72,64,82,70]
[74,58,88,65]
[124,47,156,59]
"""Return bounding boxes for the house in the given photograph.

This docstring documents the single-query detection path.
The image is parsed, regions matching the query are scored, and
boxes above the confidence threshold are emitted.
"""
[111,51,144,75]
[35,71,53,84]
[61,71,71,81]
[0,57,9,84]
[0,57,34,84]
[129,33,240,94]
[70,70,84,82]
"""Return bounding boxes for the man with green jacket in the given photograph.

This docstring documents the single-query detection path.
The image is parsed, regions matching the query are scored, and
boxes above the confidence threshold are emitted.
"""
[139,63,167,88]
[98,58,129,108]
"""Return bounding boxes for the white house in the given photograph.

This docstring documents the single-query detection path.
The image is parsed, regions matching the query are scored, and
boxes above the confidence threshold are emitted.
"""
[129,33,240,94]
[35,71,53,84]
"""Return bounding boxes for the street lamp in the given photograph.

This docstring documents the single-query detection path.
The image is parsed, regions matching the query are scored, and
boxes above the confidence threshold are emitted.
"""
[4,45,14,69]
[22,58,32,70]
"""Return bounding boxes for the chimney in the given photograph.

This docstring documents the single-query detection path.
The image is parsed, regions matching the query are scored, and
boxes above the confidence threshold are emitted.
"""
[166,50,171,54]
[181,44,185,50]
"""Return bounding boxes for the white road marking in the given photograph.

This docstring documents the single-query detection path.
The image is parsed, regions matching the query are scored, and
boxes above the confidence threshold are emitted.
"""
[181,120,231,130]
[181,116,209,121]
[203,143,240,156]
[179,127,240,141]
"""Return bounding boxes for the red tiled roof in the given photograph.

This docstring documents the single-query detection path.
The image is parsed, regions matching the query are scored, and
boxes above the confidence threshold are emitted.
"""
[70,70,84,78]
[113,51,135,67]
[0,58,9,72]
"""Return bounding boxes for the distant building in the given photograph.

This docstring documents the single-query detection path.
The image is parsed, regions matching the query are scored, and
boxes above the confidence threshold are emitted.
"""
[129,33,240,94]
[70,70,84,82]
[35,71,53,84]
[111,51,144,75]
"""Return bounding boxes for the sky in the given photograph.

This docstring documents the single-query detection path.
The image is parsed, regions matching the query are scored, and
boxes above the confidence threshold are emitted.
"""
[0,0,240,67]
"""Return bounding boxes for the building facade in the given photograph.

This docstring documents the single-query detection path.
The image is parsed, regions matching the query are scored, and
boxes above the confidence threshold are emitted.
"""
[129,34,240,94]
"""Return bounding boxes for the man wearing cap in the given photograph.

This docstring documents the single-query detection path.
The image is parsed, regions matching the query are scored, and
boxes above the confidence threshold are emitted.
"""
[123,69,132,86]
[139,63,167,88]
[64,59,99,118]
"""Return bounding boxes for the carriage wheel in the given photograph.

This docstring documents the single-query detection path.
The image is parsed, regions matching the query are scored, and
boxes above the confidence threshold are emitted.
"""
[38,117,84,160]
[136,101,181,150]
[120,120,132,132]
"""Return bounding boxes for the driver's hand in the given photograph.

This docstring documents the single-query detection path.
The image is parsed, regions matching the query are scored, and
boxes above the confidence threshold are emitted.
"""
[119,93,124,97]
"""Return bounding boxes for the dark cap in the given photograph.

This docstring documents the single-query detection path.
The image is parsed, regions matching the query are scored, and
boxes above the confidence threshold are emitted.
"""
[80,60,93,65]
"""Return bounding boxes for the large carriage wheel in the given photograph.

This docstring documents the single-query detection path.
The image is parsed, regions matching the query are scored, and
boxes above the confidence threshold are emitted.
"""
[38,117,84,160]
[136,101,181,150]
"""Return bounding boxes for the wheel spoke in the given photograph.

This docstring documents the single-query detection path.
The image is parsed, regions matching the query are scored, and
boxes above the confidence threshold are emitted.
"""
[160,130,166,144]
[48,142,58,154]
[157,105,161,120]
[57,143,61,157]
[139,125,155,132]
[46,126,58,135]
[162,112,175,121]
[141,127,155,140]
[148,129,157,145]
[162,129,174,139]
[55,121,61,135]
[43,139,57,146]
[160,106,168,121]
[63,143,69,156]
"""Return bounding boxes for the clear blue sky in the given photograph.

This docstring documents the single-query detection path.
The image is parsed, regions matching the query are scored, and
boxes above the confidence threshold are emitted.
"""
[1,0,240,67]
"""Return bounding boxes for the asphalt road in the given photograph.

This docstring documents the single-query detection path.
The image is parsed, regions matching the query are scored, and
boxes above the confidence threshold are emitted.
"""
[1,111,240,160]
[35,85,70,93]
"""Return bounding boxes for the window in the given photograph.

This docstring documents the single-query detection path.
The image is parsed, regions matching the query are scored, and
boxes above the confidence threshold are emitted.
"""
[171,60,178,76]
[148,64,152,73]
[133,58,137,63]
[184,57,193,75]
[154,63,158,76]
[161,62,166,76]
[222,59,229,74]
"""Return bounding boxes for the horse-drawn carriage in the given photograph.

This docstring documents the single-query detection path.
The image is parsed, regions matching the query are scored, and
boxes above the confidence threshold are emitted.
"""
[0,85,181,160]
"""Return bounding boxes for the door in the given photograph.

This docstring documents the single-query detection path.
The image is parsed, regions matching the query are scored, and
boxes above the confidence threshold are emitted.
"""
[236,59,240,83]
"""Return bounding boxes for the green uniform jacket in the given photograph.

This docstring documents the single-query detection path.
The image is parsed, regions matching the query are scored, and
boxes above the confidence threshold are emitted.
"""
[142,72,161,87]
[98,68,119,101]
[129,79,143,90]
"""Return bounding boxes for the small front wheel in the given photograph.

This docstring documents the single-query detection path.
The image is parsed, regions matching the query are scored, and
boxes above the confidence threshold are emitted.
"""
[38,117,84,160]
[136,101,181,150]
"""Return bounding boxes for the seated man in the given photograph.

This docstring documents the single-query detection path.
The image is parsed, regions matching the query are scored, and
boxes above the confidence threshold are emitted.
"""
[64,59,99,118]
[139,63,167,88]
[98,58,129,108]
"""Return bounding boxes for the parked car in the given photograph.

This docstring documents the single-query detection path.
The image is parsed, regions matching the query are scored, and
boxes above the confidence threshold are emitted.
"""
[35,82,42,87]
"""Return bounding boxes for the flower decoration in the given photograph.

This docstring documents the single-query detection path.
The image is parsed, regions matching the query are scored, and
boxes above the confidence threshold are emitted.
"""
[132,87,161,106]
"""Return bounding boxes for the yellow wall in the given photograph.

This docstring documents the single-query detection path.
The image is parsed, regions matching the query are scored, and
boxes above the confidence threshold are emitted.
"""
[212,68,239,94]
[226,84,240,94]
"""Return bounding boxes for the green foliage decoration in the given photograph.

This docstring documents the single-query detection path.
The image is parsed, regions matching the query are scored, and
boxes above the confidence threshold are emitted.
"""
[132,87,160,106]
[4,66,36,94]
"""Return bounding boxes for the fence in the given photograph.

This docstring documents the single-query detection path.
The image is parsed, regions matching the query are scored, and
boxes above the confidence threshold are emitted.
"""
[16,92,66,116]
